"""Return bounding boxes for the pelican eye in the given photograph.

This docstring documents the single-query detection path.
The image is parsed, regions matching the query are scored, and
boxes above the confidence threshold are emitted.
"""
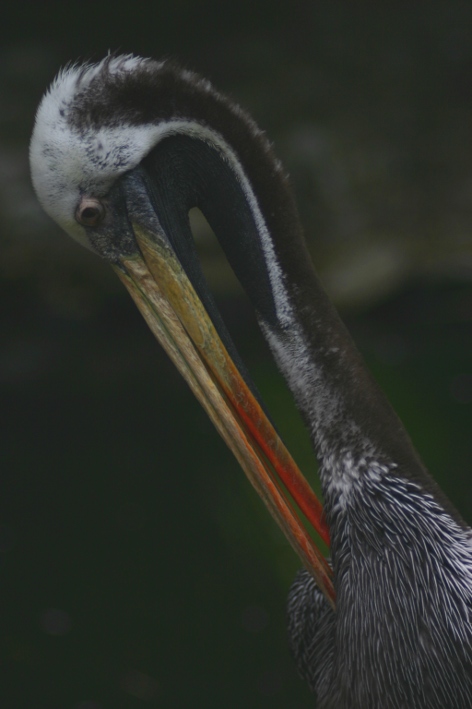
[75,198,106,227]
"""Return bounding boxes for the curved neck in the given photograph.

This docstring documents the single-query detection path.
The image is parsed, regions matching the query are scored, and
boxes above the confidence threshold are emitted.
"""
[38,50,465,527]
[138,130,431,490]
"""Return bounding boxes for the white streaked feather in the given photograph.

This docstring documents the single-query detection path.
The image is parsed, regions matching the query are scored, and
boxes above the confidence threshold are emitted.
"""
[30,56,294,328]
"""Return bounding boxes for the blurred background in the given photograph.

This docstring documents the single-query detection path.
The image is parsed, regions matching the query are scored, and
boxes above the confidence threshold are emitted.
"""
[2,2,472,707]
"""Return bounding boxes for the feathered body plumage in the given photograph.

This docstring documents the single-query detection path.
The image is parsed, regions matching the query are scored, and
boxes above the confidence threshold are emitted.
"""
[30,56,472,707]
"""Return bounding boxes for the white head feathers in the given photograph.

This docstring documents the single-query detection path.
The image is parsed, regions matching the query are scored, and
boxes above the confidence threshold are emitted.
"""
[30,55,168,248]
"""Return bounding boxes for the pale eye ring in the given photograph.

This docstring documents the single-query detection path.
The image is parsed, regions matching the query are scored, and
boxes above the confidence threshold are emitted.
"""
[75,197,106,227]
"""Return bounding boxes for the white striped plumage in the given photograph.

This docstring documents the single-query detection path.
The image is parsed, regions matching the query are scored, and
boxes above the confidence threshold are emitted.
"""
[30,55,472,708]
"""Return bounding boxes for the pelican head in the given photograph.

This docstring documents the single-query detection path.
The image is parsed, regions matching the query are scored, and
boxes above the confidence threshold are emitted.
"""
[30,53,333,599]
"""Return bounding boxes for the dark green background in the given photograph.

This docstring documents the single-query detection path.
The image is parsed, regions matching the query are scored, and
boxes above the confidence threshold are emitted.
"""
[2,3,472,707]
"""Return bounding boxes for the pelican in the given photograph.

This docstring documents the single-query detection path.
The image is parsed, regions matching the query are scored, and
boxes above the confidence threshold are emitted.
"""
[30,56,472,707]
